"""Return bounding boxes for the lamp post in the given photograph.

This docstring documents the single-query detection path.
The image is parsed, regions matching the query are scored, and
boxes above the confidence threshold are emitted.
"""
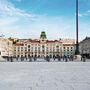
[75,0,80,55]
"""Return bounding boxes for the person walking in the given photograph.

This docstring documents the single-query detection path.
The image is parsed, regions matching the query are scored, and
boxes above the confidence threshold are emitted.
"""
[65,56,68,62]
[46,55,50,62]
[83,56,86,62]
[81,55,83,61]
[53,55,56,61]
[21,56,23,61]
[70,55,74,61]
[58,55,61,61]
[29,56,32,62]
[7,56,9,62]
[16,56,18,61]
[25,56,27,61]
[34,56,37,61]
[63,55,65,61]
[11,56,13,62]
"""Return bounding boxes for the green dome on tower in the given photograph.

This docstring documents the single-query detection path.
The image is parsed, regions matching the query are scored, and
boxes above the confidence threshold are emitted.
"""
[40,31,47,39]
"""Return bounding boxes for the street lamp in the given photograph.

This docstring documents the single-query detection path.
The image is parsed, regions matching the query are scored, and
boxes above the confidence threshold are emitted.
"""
[75,0,80,55]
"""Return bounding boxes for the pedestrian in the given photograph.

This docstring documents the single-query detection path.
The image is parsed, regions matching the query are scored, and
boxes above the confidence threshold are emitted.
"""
[58,55,61,61]
[81,56,83,61]
[21,56,23,61]
[46,55,50,62]
[70,55,73,61]
[29,56,32,62]
[81,55,83,61]
[16,56,18,61]
[68,56,70,61]
[11,56,13,62]
[65,56,68,62]
[7,56,9,62]
[44,56,46,60]
[25,56,27,61]
[63,55,65,61]
[34,56,37,61]
[83,56,86,62]
[53,55,56,61]
[23,56,25,61]
[63,56,64,61]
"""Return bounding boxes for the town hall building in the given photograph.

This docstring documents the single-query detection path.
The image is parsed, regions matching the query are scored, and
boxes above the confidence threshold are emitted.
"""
[13,31,75,58]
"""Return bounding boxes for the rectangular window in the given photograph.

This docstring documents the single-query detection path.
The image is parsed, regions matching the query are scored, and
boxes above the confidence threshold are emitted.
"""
[28,49,30,51]
[71,47,73,49]
[67,50,69,51]
[63,47,65,49]
[67,47,69,49]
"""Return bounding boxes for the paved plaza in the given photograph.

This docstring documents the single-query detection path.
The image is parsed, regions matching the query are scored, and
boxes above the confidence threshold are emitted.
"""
[0,61,90,90]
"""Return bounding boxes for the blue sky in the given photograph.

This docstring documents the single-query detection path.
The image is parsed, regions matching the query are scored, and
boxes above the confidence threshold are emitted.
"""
[0,0,90,41]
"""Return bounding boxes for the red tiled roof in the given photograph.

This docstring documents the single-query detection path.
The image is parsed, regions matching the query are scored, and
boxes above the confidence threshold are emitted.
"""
[15,43,24,46]
[25,40,40,43]
[16,39,62,44]
[63,44,74,46]
[46,40,62,43]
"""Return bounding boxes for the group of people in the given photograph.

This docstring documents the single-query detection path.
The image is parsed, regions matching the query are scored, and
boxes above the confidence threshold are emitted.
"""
[6,55,86,62]
[81,55,86,62]
[6,56,37,62]
[45,55,74,62]
[7,56,13,62]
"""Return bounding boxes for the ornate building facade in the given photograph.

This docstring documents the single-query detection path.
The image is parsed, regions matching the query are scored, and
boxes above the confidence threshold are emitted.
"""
[79,37,90,58]
[62,39,75,57]
[0,37,13,58]
[14,32,75,58]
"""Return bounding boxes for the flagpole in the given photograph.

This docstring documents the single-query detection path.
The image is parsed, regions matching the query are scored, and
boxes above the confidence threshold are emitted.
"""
[75,0,80,55]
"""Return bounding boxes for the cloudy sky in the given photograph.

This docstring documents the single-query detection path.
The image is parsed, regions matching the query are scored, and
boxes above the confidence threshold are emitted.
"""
[0,0,90,41]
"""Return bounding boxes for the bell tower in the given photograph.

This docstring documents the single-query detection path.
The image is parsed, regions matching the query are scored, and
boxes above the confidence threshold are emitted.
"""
[40,31,47,57]
[40,31,47,40]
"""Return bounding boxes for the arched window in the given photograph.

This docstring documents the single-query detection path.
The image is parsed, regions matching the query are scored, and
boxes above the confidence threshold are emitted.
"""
[28,45,30,48]
[42,45,44,48]
[56,45,59,48]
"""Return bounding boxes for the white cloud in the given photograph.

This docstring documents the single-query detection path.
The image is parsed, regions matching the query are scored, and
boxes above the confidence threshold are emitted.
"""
[78,13,83,17]
[0,0,89,41]
[0,0,34,17]
[88,10,90,13]
[0,14,76,40]
[75,13,84,17]
[78,9,90,17]
[0,0,38,32]
[0,17,18,26]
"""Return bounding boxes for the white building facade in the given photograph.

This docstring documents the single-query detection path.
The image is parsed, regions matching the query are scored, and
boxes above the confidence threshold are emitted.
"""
[62,39,75,56]
[13,32,75,58]
[0,37,13,58]
[79,37,90,58]
[14,39,63,58]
